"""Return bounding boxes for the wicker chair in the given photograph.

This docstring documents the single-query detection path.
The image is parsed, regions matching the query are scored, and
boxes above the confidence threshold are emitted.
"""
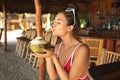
[82,38,104,65]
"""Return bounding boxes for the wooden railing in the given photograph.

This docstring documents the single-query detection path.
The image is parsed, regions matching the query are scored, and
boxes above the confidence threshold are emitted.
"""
[100,48,120,65]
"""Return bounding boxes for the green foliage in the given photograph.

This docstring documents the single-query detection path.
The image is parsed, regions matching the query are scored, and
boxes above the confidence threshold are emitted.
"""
[79,13,88,20]
[79,13,88,28]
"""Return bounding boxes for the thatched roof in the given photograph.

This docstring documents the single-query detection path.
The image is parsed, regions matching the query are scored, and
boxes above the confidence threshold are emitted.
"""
[0,0,90,13]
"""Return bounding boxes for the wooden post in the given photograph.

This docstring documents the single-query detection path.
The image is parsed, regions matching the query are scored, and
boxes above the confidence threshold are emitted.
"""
[34,0,43,37]
[115,40,120,53]
[105,40,115,51]
[34,0,46,80]
[2,2,7,51]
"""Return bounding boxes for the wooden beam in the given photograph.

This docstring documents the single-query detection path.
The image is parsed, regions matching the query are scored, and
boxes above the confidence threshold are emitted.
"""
[34,0,43,37]
[0,0,89,13]
[34,0,46,80]
[2,2,7,51]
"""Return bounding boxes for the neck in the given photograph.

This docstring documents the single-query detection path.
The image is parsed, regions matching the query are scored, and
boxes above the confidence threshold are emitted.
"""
[60,34,78,48]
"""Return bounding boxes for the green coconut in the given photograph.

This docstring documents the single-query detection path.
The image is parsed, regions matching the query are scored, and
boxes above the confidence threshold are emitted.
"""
[29,37,48,53]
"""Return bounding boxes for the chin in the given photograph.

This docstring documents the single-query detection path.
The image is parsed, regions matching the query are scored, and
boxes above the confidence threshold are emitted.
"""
[52,32,56,36]
[52,34,57,36]
[52,33,59,36]
[52,32,61,36]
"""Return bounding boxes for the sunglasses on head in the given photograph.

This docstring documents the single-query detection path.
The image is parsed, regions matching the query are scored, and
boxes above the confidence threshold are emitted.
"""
[65,8,76,26]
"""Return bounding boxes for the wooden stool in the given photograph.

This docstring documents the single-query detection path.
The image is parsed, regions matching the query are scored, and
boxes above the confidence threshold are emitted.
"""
[0,28,3,45]
[28,53,39,69]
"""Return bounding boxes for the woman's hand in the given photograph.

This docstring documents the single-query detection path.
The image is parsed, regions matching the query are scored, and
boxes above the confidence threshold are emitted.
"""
[35,48,55,58]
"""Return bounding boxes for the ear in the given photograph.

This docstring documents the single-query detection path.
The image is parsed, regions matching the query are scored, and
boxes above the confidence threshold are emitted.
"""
[67,25,74,31]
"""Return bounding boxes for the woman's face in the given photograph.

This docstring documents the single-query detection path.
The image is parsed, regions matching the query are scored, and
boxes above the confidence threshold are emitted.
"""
[52,12,70,36]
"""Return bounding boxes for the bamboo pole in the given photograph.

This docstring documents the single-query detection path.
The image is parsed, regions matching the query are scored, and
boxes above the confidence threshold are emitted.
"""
[2,2,7,51]
[34,0,46,80]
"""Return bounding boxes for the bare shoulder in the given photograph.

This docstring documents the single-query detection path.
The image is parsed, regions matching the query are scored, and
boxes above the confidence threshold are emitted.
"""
[75,43,90,57]
[79,43,90,51]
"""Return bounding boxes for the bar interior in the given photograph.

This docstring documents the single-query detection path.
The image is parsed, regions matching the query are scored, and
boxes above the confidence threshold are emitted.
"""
[0,0,120,80]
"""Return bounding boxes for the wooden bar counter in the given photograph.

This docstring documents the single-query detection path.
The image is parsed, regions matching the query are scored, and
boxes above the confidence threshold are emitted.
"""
[77,29,120,53]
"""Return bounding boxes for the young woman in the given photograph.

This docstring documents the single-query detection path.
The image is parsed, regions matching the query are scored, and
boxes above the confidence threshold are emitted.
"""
[36,4,90,80]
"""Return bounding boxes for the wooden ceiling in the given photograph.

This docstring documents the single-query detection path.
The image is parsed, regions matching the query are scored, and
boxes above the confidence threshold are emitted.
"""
[0,0,91,13]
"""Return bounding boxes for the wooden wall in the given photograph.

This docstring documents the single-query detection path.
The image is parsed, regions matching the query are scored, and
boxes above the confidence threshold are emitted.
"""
[88,0,119,28]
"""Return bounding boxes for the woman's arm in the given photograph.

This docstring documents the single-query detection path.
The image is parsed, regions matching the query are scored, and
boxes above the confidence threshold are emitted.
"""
[45,57,57,80]
[52,55,69,80]
[44,43,62,80]
[42,43,69,80]
[69,44,90,80]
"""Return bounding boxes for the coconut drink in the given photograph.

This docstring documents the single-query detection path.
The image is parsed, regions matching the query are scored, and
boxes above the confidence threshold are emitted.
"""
[29,36,48,53]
